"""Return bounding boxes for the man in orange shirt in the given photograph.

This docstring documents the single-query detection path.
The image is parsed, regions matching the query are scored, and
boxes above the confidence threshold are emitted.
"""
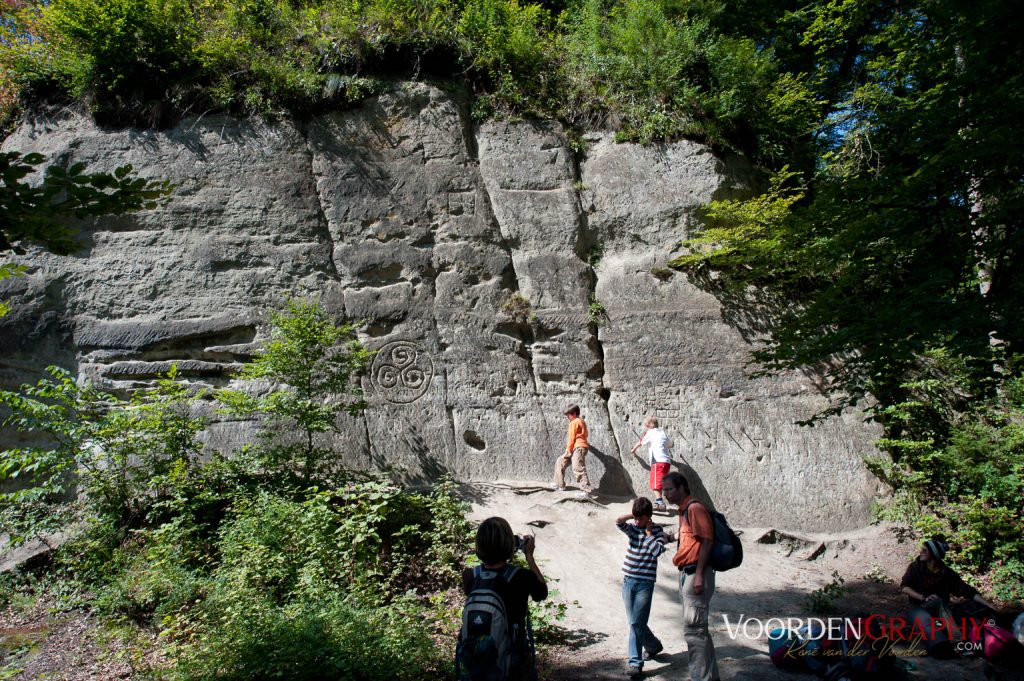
[663,471,720,681]
[552,403,593,499]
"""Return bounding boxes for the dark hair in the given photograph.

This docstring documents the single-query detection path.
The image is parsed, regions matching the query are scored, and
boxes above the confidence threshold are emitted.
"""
[564,404,580,417]
[632,497,653,518]
[663,471,690,495]
[476,516,515,564]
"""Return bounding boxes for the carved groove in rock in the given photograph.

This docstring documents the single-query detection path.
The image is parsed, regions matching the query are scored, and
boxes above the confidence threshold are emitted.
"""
[370,340,435,404]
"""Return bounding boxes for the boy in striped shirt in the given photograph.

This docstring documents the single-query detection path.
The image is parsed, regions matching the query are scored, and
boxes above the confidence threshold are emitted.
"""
[616,497,668,677]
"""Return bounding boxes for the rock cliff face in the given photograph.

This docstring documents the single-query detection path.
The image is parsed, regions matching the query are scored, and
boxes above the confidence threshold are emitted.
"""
[0,83,881,531]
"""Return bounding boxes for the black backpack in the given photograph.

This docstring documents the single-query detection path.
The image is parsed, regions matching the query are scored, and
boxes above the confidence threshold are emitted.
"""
[683,501,743,571]
[456,565,521,681]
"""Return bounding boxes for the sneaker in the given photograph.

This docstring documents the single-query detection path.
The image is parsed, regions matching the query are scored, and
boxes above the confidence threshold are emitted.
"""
[575,491,593,500]
[627,665,643,678]
[653,499,667,511]
[550,483,566,491]
[642,645,663,660]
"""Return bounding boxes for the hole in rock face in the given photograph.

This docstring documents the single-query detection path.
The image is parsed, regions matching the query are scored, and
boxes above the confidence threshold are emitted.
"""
[463,430,486,451]
[357,263,403,285]
[364,321,398,337]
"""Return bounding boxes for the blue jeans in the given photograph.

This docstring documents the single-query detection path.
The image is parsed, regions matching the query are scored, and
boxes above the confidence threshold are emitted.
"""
[622,576,662,667]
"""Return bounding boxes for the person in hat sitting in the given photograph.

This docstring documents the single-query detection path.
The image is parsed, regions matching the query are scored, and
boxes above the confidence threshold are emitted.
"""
[900,538,995,617]
[900,538,998,658]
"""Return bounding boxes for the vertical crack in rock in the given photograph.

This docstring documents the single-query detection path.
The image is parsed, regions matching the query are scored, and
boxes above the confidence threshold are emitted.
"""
[302,132,341,282]
[571,152,623,464]
[424,236,459,472]
[518,333,540,395]
[360,407,379,468]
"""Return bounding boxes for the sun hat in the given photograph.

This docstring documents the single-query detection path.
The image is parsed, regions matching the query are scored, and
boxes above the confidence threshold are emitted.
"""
[924,538,948,562]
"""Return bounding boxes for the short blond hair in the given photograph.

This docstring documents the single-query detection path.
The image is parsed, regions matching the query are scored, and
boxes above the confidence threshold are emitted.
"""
[644,415,659,428]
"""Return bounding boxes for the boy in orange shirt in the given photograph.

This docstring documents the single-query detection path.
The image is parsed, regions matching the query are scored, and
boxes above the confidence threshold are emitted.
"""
[552,403,593,499]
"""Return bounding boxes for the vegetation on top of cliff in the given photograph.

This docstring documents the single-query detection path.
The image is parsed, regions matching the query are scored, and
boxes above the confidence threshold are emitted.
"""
[0,0,819,163]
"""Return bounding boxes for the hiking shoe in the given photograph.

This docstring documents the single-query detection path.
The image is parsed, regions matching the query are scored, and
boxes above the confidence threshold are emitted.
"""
[642,645,663,660]
[627,665,643,678]
[653,499,667,511]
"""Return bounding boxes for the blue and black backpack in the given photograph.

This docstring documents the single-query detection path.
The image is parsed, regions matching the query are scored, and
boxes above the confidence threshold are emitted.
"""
[456,565,520,681]
[683,501,743,571]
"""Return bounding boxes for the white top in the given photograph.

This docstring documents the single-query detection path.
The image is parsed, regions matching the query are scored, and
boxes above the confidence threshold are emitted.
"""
[641,427,672,464]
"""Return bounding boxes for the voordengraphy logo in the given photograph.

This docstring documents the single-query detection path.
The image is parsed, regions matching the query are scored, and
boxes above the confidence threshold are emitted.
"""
[723,616,855,641]
[722,614,990,645]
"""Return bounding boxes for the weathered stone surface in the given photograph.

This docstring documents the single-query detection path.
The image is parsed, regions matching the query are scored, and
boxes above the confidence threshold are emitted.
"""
[580,134,879,528]
[0,83,881,530]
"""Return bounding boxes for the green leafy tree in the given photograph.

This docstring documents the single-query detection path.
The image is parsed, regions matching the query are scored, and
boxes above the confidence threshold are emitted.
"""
[218,299,371,486]
[673,0,1024,420]
[669,0,1024,597]
[867,367,1024,601]
[0,366,206,544]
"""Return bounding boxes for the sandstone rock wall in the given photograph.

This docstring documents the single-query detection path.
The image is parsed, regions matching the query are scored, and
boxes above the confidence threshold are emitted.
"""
[0,83,881,530]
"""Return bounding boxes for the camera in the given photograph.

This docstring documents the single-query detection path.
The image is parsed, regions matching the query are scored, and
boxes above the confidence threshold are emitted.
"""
[514,535,525,553]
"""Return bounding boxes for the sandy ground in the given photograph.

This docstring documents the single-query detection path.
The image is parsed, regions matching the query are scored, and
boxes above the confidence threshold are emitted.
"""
[463,481,1022,681]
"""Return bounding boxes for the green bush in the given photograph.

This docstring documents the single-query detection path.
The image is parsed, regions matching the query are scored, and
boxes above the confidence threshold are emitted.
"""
[92,517,208,624]
[45,0,199,98]
[173,589,448,680]
[162,479,469,679]
[458,0,549,75]
[870,370,1024,603]
[1,298,475,675]
[211,479,471,601]
[216,298,371,487]
[0,366,205,545]
[553,0,813,151]
[2,0,812,158]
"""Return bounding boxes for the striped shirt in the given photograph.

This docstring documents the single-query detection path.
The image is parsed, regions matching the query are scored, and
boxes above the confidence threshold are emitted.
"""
[617,521,667,581]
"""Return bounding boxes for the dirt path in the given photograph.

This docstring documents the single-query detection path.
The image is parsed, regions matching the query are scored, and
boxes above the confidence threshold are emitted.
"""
[463,482,1016,681]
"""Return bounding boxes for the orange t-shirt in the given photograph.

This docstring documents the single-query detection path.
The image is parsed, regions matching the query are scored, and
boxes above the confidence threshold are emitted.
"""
[672,498,713,568]
[566,417,589,451]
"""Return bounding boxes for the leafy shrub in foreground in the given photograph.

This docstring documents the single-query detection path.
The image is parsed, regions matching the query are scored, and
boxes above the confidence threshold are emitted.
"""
[1,298,474,675]
[173,589,448,681]
[216,298,371,488]
[160,480,469,680]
